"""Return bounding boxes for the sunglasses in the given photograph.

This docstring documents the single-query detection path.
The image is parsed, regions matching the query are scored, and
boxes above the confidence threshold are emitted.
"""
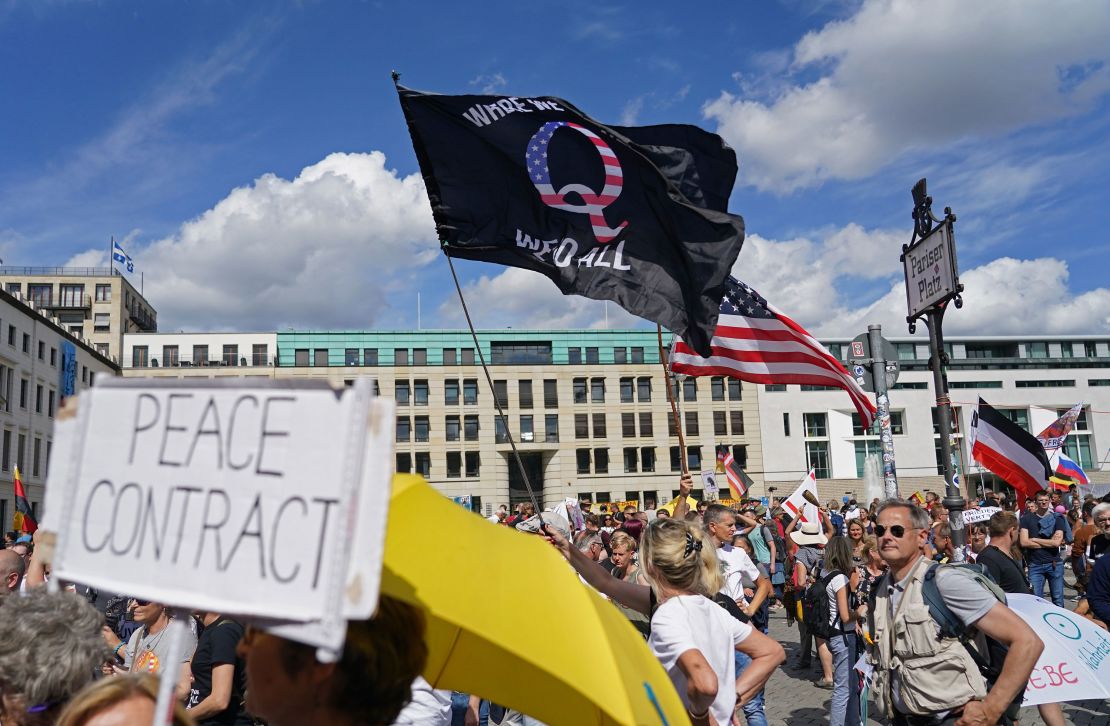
[874,524,911,538]
[133,599,151,606]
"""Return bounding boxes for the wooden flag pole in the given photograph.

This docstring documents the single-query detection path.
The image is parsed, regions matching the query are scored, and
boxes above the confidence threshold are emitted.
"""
[657,324,687,475]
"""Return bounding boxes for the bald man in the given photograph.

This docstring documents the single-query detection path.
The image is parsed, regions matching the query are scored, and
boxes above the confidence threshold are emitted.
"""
[0,549,25,597]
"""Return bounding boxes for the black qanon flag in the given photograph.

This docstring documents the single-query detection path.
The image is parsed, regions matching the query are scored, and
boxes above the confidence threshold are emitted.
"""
[396,85,745,356]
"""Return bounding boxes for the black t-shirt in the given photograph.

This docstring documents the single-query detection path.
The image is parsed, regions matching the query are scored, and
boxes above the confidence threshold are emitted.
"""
[977,545,1031,595]
[1089,533,1110,562]
[1019,511,1064,565]
[188,618,251,726]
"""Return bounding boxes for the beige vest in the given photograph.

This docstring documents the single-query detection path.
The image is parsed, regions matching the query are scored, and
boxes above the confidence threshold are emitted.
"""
[869,557,987,717]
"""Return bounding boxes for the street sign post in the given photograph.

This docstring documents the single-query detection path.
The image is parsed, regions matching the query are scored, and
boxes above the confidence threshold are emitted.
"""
[901,178,967,561]
[848,326,900,498]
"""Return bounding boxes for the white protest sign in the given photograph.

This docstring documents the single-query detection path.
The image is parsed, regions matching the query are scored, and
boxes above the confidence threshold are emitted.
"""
[701,471,719,498]
[51,378,378,639]
[963,507,1000,524]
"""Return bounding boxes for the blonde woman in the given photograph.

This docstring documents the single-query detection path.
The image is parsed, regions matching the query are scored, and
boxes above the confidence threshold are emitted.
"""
[548,518,784,725]
[57,674,194,726]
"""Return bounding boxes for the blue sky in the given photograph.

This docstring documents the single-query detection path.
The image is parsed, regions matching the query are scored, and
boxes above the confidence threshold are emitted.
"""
[3,0,1110,337]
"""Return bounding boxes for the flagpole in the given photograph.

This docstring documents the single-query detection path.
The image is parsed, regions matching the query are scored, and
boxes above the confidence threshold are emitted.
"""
[443,247,542,514]
[108,236,114,274]
[657,324,687,475]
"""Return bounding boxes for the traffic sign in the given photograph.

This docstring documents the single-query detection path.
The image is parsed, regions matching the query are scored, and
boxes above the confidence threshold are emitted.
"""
[847,332,900,393]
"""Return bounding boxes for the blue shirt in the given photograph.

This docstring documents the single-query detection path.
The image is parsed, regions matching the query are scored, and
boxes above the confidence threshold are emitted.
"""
[1020,511,1065,565]
[1087,554,1110,625]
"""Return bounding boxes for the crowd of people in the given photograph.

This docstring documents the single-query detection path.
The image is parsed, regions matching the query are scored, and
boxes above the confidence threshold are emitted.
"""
[3,477,1109,726]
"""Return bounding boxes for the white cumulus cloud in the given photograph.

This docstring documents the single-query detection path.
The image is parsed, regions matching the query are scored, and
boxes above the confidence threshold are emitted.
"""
[704,0,1110,192]
[67,152,439,331]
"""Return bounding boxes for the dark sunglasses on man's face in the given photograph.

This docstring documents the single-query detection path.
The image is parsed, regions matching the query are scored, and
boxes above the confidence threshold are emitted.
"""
[874,524,910,538]
[134,599,151,606]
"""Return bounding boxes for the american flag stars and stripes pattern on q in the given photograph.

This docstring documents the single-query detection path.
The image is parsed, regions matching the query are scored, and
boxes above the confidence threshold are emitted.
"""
[671,277,876,429]
[526,121,628,244]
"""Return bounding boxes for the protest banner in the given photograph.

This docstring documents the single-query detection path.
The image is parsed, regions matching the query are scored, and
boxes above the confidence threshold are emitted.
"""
[48,378,388,650]
[701,471,720,499]
[963,506,1001,524]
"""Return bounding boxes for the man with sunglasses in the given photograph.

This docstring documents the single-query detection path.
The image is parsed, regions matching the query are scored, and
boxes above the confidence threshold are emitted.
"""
[868,499,1042,726]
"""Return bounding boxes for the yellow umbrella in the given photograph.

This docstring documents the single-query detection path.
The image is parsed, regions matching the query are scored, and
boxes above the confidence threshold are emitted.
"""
[657,494,699,515]
[381,474,689,726]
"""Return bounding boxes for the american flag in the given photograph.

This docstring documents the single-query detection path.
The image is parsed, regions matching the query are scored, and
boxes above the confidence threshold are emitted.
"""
[671,276,876,429]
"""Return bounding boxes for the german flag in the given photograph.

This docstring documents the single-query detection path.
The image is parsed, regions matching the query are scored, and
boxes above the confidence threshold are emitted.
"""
[909,491,926,507]
[12,466,37,534]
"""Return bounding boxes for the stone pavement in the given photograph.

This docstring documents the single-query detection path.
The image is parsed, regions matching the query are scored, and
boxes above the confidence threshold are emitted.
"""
[758,602,1110,725]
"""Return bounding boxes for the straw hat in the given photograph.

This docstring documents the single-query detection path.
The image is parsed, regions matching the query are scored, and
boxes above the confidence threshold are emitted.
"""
[789,521,828,546]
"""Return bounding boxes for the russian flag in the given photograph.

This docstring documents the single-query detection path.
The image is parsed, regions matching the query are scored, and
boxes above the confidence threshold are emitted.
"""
[1054,452,1089,485]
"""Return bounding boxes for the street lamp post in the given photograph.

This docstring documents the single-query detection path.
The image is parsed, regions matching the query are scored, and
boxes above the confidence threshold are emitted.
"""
[902,178,968,561]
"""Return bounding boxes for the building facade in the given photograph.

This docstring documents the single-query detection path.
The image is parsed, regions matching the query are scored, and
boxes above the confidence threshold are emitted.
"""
[758,335,1110,503]
[120,329,1110,512]
[122,329,763,514]
[0,288,119,528]
[0,266,157,362]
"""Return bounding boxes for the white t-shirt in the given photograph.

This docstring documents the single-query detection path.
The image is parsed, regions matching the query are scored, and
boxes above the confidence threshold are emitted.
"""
[825,573,849,630]
[650,595,752,726]
[717,544,761,605]
[391,677,451,725]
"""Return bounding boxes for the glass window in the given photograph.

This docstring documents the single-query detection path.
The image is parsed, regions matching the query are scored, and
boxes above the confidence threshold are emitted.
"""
[314,349,329,367]
[445,379,459,406]
[294,349,309,367]
[132,346,148,368]
[783,412,791,437]
[1027,342,1048,359]
[765,384,787,392]
[685,411,699,436]
[363,348,378,366]
[465,452,481,477]
[413,349,427,366]
[682,378,697,401]
[713,411,727,436]
[446,452,462,478]
[614,347,627,364]
[396,417,411,442]
[1085,342,1098,357]
[575,414,589,439]
[574,378,589,404]
[35,384,43,413]
[622,413,636,437]
[586,347,599,365]
[890,411,905,435]
[594,447,609,473]
[223,345,239,366]
[414,416,429,442]
[711,377,725,401]
[395,381,411,405]
[395,349,409,366]
[163,345,179,367]
[567,347,581,365]
[545,414,559,442]
[1062,434,1094,470]
[345,349,360,366]
[460,348,475,365]
[590,377,605,403]
[446,415,460,441]
[854,439,882,478]
[493,380,509,407]
[639,412,653,437]
[806,441,830,478]
[495,416,509,443]
[731,445,748,469]
[519,380,533,408]
[414,380,429,406]
[670,446,682,472]
[637,377,651,402]
[728,379,742,400]
[59,284,84,307]
[23,333,30,353]
[592,413,607,438]
[730,410,744,436]
[95,284,111,302]
[576,449,591,474]
[631,347,644,364]
[686,446,701,471]
[519,415,534,441]
[464,415,479,441]
[620,377,634,403]
[931,406,964,434]
[641,447,656,472]
[252,344,268,366]
[463,379,478,405]
[544,379,558,407]
[668,412,678,437]
[28,284,52,305]
[1,430,8,471]
[415,452,431,477]
[623,447,638,473]
[443,348,457,365]
[490,342,552,365]
[1059,342,1074,359]
[396,452,412,473]
[803,413,827,438]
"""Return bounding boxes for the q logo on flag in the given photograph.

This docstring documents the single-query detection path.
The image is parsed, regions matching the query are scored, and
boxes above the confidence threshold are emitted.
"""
[525,121,628,244]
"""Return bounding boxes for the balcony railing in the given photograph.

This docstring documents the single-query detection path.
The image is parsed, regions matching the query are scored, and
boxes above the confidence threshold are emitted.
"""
[128,356,276,369]
[44,294,93,310]
[128,306,158,332]
[1,266,119,277]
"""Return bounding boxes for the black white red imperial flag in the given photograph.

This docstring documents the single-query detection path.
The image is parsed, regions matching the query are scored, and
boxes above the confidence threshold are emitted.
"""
[395,84,745,357]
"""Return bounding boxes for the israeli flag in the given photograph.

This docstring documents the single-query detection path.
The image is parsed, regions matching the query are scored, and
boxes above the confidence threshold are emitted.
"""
[112,239,135,273]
